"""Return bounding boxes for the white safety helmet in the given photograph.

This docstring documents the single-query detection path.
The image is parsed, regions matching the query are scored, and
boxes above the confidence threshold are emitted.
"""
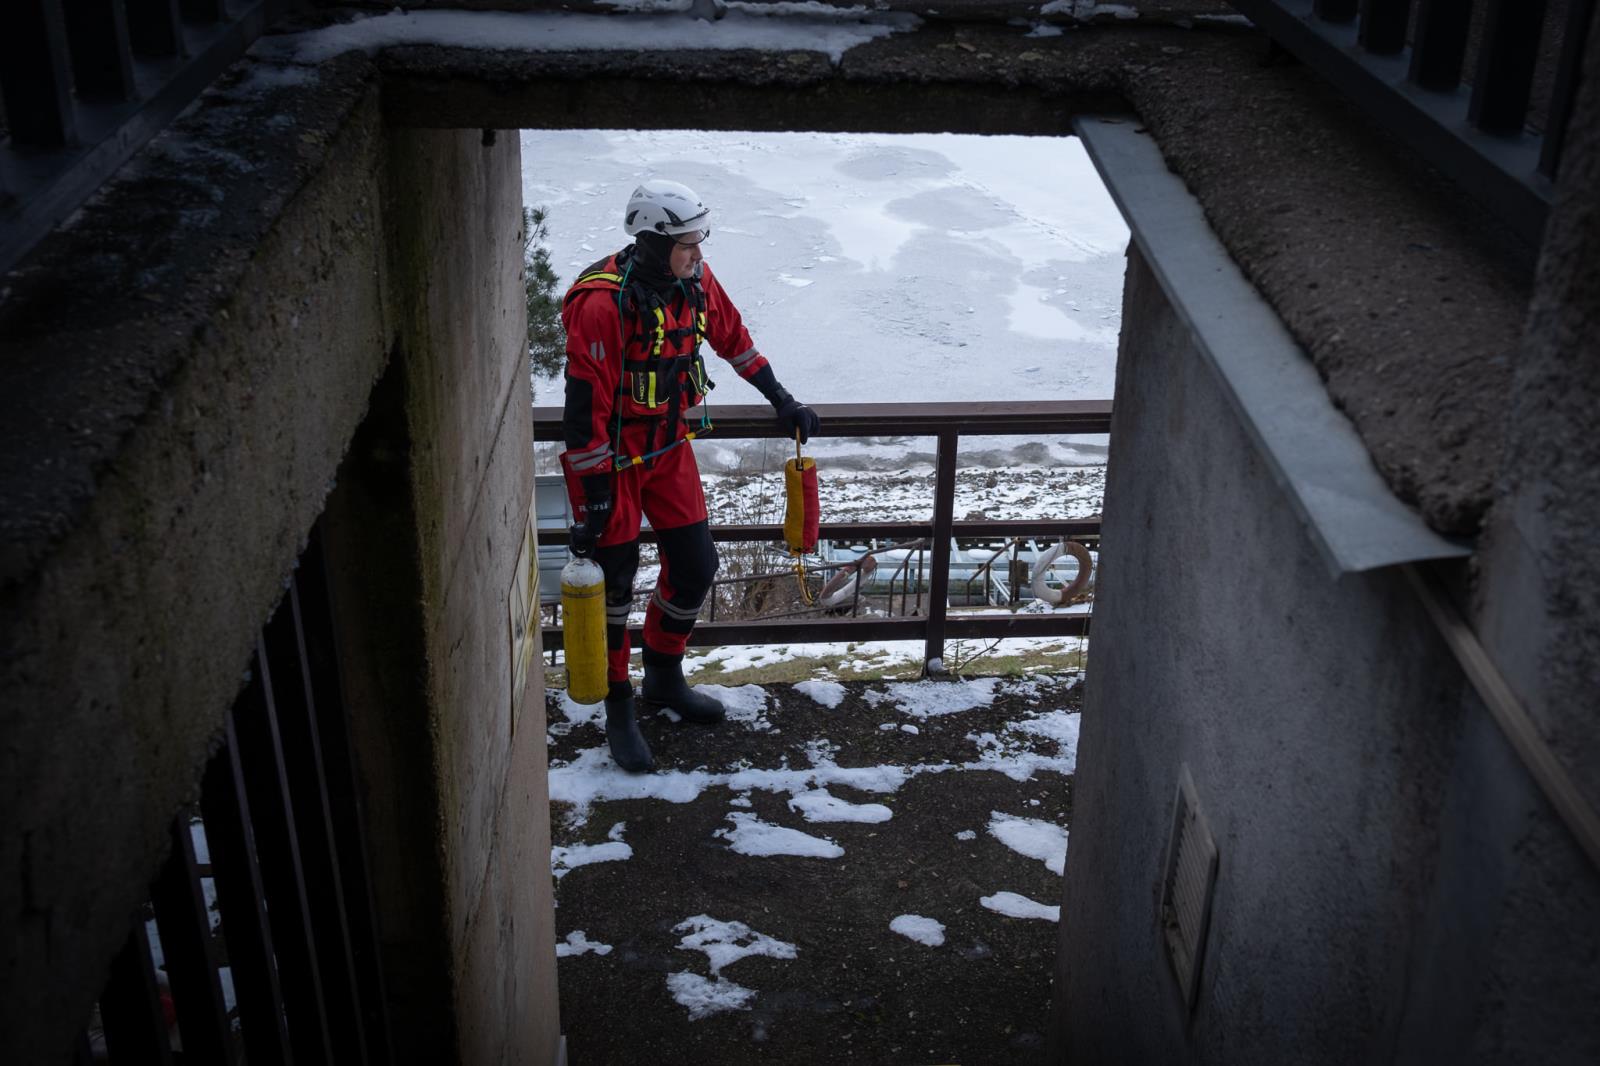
[624,179,711,241]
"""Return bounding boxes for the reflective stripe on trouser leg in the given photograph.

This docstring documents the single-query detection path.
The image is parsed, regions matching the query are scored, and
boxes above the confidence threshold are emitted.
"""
[595,539,641,682]
[643,520,719,656]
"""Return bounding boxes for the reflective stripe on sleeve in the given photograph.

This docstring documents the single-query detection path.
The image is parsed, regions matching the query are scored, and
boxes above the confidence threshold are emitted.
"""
[564,443,613,472]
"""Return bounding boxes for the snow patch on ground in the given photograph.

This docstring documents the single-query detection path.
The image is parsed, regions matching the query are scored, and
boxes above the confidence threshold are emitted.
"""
[966,708,1081,781]
[980,891,1061,922]
[890,914,947,947]
[550,680,1079,825]
[698,684,772,729]
[666,972,756,1019]
[955,829,977,841]
[551,821,633,879]
[1039,0,1138,18]
[715,812,844,858]
[987,811,1068,875]
[556,930,614,957]
[867,677,1001,718]
[549,688,605,736]
[788,788,893,823]
[666,914,798,1019]
[794,679,846,708]
[675,914,799,974]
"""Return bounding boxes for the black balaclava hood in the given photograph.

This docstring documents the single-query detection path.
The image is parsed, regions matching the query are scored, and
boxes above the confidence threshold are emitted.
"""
[625,231,679,295]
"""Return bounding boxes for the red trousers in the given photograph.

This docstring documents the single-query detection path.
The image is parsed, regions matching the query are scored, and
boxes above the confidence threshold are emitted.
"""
[565,440,718,681]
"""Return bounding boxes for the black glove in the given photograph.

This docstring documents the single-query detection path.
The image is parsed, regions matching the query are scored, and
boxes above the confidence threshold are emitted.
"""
[571,475,613,558]
[775,397,821,444]
[748,364,821,444]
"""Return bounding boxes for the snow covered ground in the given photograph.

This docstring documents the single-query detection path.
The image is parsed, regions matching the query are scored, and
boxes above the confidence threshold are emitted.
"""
[545,673,1082,1054]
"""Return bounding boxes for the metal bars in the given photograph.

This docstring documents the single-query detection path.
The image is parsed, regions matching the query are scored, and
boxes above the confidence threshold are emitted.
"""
[1356,0,1410,54]
[0,0,291,276]
[535,403,1106,670]
[1227,0,1590,245]
[924,431,959,671]
[533,400,1113,442]
[63,0,138,102]
[235,636,338,1063]
[127,0,187,58]
[79,524,392,1064]
[1469,0,1549,135]
[150,817,234,1063]
[203,709,294,1063]
[1408,0,1473,89]
[541,517,1102,548]
[294,533,395,1065]
[98,919,174,1063]
[264,582,372,1065]
[0,0,78,146]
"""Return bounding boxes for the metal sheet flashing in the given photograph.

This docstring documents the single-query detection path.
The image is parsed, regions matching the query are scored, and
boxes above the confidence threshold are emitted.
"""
[1075,115,1471,577]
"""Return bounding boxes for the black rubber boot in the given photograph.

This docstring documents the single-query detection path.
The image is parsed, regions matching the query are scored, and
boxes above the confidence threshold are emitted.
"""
[605,681,654,773]
[641,649,726,725]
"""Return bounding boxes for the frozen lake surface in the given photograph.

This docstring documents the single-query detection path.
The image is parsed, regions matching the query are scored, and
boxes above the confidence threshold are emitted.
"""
[521,129,1129,482]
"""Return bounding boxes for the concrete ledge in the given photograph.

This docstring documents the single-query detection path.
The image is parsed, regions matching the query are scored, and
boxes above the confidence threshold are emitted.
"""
[1076,115,1470,575]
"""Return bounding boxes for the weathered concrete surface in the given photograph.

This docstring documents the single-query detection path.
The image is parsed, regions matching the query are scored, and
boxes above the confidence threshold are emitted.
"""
[362,13,1529,535]
[0,62,394,1063]
[321,363,460,1063]
[1390,15,1600,1062]
[1051,246,1469,1062]
[0,49,560,1065]
[381,124,561,1064]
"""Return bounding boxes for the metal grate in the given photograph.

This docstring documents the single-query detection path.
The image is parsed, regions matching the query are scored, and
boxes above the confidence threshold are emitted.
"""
[76,526,394,1064]
[1160,766,1219,1013]
[0,0,306,277]
[1228,0,1598,246]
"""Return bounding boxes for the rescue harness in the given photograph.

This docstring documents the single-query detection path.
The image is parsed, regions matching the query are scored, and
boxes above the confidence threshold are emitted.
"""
[566,256,715,469]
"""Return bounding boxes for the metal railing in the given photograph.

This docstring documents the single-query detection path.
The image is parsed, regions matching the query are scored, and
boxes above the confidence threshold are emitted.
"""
[1227,0,1597,245]
[77,528,393,1064]
[0,0,306,277]
[533,400,1111,670]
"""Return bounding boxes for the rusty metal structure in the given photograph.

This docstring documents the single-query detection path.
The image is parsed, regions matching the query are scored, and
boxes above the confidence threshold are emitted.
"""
[534,400,1109,664]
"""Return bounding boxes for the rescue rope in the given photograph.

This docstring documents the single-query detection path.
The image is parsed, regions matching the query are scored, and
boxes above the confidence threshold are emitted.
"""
[784,432,820,605]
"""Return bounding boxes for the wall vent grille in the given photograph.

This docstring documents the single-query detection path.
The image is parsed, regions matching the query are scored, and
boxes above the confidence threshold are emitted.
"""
[1160,765,1218,1013]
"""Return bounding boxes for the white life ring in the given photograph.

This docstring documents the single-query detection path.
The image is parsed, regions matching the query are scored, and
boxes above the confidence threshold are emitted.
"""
[1029,539,1094,606]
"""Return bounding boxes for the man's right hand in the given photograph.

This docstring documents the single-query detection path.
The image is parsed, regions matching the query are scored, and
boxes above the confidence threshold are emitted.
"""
[571,476,614,558]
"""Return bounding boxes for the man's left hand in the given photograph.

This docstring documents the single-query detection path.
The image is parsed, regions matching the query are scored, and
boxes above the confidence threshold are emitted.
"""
[776,398,821,443]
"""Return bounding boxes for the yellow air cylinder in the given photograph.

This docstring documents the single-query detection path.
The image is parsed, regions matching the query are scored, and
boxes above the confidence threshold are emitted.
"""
[560,556,608,705]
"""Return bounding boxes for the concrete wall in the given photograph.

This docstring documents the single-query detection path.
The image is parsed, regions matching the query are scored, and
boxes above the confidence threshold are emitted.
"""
[1389,19,1600,1062]
[0,82,395,1062]
[1051,246,1470,1063]
[374,125,561,1065]
[0,74,560,1063]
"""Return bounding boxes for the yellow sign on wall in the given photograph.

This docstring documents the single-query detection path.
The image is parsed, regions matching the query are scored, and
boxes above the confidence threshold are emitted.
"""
[508,491,540,738]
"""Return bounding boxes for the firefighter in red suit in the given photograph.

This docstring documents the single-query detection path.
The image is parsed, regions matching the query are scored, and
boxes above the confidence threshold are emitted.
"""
[561,180,820,772]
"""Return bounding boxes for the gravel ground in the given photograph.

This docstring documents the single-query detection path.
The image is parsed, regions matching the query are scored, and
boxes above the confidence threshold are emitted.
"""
[545,674,1082,1065]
